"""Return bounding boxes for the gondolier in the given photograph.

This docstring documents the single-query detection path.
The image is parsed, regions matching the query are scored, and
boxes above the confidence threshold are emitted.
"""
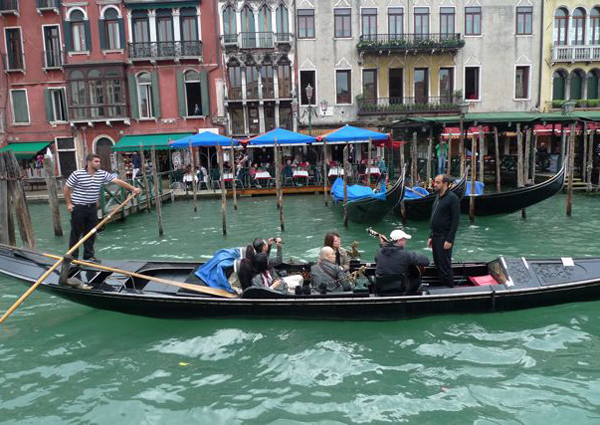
[63,154,141,262]
[428,174,460,287]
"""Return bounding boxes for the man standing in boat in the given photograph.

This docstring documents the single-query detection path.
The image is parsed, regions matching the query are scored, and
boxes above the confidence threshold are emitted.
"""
[428,174,460,287]
[64,154,141,263]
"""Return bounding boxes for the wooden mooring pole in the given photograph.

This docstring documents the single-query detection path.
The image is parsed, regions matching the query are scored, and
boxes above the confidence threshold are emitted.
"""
[469,133,478,223]
[217,146,227,235]
[43,156,63,237]
[2,152,35,249]
[426,131,433,181]
[367,138,372,186]
[139,145,152,212]
[323,140,329,206]
[188,141,198,213]
[0,154,9,245]
[274,138,284,231]
[151,147,164,236]
[230,141,237,210]
[566,122,576,216]
[411,132,418,184]
[478,126,485,183]
[494,127,501,192]
[343,144,349,228]
[587,131,594,192]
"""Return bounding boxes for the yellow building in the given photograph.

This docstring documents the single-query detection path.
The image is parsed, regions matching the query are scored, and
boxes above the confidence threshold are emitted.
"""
[541,2,600,111]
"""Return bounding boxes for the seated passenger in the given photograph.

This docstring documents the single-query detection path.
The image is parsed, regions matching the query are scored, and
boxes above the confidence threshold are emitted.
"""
[253,237,282,267]
[250,253,285,292]
[374,230,430,295]
[310,246,351,293]
[324,232,350,271]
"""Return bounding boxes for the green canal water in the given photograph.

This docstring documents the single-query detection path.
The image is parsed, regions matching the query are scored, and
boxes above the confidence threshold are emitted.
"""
[2,193,600,424]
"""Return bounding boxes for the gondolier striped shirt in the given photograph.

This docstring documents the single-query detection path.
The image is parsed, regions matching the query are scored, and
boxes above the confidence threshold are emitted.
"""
[66,169,115,205]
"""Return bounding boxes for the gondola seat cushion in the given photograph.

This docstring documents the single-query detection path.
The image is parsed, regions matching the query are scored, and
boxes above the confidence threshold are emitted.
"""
[468,275,499,286]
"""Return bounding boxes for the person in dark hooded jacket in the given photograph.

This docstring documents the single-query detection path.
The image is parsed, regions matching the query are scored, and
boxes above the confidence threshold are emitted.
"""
[374,229,429,294]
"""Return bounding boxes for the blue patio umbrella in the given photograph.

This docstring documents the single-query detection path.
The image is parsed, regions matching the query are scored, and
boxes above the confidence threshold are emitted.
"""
[248,127,316,146]
[169,131,240,147]
[317,124,389,144]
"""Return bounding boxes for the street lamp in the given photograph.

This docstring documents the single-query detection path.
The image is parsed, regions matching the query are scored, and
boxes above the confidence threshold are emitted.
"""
[458,101,470,175]
[320,100,329,115]
[562,100,576,116]
[303,83,319,135]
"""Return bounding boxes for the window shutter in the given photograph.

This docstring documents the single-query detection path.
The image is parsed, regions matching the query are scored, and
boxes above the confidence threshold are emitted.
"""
[127,74,139,118]
[99,19,107,50]
[176,71,186,117]
[63,21,73,52]
[84,20,91,51]
[151,71,161,118]
[44,89,54,122]
[200,70,209,116]
[118,18,125,49]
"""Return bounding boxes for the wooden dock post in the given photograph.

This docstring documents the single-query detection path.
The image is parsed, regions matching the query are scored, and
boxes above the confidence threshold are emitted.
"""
[587,130,594,192]
[5,152,36,249]
[139,145,152,212]
[399,135,405,168]
[0,154,9,245]
[411,132,418,184]
[459,120,465,176]
[343,144,349,228]
[230,142,237,210]
[217,146,227,235]
[151,147,164,236]
[427,131,433,181]
[478,126,485,183]
[367,138,372,186]
[469,132,478,223]
[323,140,329,206]
[43,156,63,237]
[524,127,532,184]
[566,122,576,216]
[516,124,524,187]
[274,138,284,231]
[532,131,538,184]
[494,127,501,192]
[188,141,198,213]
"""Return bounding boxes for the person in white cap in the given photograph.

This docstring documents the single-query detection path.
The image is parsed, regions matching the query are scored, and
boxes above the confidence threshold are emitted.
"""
[374,229,429,294]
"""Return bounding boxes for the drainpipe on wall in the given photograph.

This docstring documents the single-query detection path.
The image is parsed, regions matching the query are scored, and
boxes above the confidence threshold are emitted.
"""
[536,0,545,111]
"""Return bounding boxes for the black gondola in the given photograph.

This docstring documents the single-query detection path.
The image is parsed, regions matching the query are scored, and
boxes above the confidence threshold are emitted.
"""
[334,168,405,224]
[460,165,566,216]
[399,170,468,221]
[2,244,600,321]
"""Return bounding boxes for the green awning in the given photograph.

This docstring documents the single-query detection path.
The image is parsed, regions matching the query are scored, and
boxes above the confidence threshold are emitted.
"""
[112,132,193,152]
[0,141,51,160]
[406,112,540,125]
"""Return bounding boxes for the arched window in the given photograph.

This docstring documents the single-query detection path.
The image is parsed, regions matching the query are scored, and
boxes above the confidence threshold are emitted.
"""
[103,8,121,50]
[276,4,289,35]
[573,8,586,45]
[241,6,256,47]
[592,8,600,45]
[228,65,242,100]
[137,72,154,118]
[132,10,149,43]
[184,70,202,116]
[552,70,567,100]
[587,70,600,99]
[94,137,114,172]
[70,10,87,51]
[570,70,584,100]
[554,8,568,46]
[223,5,237,35]
[258,5,272,47]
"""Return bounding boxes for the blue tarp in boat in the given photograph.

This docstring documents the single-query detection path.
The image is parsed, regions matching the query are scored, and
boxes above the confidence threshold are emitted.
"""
[465,181,485,196]
[404,186,430,199]
[330,177,386,203]
[195,248,240,293]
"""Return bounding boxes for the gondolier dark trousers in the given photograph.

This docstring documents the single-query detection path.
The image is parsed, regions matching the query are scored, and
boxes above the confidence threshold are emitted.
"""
[69,204,98,260]
[431,236,453,287]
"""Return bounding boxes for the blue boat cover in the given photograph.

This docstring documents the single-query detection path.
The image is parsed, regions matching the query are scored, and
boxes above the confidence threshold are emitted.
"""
[465,181,485,195]
[195,248,240,293]
[331,177,386,203]
[404,186,430,199]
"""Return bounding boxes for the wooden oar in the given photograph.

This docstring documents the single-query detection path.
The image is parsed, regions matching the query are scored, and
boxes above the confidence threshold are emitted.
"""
[0,193,137,326]
[406,187,427,198]
[42,254,236,299]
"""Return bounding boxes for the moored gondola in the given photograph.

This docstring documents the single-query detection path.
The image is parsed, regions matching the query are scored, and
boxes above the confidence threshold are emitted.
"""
[398,170,468,221]
[2,244,600,321]
[460,165,566,216]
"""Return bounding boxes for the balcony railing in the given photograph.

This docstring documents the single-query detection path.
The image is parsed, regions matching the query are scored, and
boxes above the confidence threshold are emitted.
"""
[36,0,59,11]
[0,0,19,14]
[552,44,600,62]
[2,53,24,72]
[43,49,64,69]
[127,41,203,60]
[223,32,291,49]
[358,96,460,115]
[357,33,464,53]
[68,104,129,122]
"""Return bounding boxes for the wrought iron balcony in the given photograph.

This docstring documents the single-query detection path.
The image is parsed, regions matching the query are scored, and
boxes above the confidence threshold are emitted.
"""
[551,44,600,63]
[2,53,24,72]
[275,33,292,45]
[68,104,129,122]
[36,0,59,12]
[127,41,203,60]
[357,33,464,53]
[0,0,18,14]
[43,49,64,69]
[358,96,460,115]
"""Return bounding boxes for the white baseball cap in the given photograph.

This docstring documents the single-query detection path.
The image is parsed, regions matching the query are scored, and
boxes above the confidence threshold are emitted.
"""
[390,229,412,241]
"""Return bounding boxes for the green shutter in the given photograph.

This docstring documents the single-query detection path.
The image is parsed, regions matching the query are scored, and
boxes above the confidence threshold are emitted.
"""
[84,20,91,51]
[44,88,54,122]
[99,19,107,50]
[63,21,73,52]
[151,71,161,118]
[118,18,125,49]
[200,70,209,116]
[587,75,598,99]
[11,90,29,123]
[127,74,139,119]
[176,71,186,117]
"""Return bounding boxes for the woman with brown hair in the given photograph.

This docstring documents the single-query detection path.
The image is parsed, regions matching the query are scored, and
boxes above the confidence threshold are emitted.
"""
[323,232,350,271]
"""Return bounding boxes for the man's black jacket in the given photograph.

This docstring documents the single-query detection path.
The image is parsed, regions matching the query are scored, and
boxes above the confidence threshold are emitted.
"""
[430,190,460,243]
[375,244,429,276]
